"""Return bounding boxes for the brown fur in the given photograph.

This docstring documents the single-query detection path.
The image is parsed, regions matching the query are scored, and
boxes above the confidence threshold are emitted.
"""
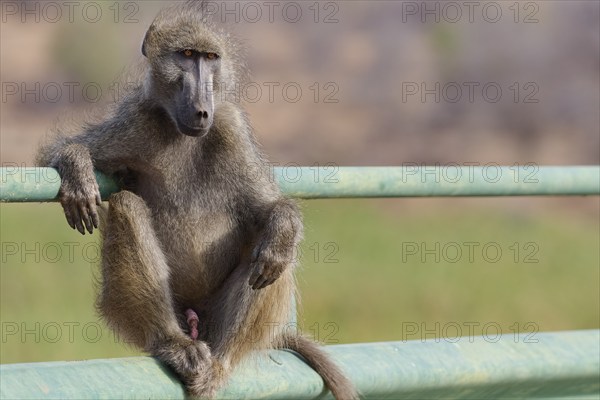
[36,2,358,399]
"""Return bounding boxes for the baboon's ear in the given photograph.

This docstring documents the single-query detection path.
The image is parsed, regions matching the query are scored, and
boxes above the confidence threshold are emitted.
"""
[141,25,154,57]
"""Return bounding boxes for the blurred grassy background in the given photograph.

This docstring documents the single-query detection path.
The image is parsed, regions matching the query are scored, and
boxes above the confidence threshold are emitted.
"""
[1,198,598,363]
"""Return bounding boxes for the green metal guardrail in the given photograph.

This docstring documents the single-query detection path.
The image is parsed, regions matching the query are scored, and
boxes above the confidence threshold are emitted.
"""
[1,330,599,399]
[0,166,599,201]
[1,166,599,399]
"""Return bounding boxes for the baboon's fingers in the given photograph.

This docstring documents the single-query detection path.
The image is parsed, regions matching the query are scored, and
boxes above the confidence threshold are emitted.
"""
[257,277,276,290]
[80,204,94,234]
[90,209,99,229]
[61,201,76,230]
[88,201,99,229]
[65,214,76,230]
[250,259,284,289]
[95,192,102,206]
[248,262,264,288]
[250,262,272,290]
[71,205,85,235]
[258,269,281,289]
[251,274,269,290]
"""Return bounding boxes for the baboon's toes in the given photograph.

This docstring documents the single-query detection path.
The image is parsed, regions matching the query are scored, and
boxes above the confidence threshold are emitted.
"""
[187,374,217,399]
[155,338,212,379]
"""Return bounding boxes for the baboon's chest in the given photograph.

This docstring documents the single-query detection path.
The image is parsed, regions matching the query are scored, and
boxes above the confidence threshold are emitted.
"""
[131,164,249,276]
[154,200,242,250]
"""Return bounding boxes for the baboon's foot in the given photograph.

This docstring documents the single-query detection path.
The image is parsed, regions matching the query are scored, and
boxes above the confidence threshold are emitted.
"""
[187,359,225,399]
[187,375,217,399]
[153,336,212,380]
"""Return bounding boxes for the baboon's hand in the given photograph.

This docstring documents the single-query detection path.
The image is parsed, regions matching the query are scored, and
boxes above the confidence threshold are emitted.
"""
[58,172,102,235]
[248,242,291,290]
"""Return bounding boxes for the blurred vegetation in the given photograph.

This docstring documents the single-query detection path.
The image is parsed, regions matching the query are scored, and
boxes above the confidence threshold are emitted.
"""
[1,200,598,363]
[52,18,129,87]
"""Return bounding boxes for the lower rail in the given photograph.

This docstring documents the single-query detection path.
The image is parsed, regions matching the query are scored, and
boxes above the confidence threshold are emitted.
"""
[1,330,598,399]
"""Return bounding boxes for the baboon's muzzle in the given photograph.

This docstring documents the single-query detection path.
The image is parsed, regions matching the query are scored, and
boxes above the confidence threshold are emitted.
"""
[177,88,214,137]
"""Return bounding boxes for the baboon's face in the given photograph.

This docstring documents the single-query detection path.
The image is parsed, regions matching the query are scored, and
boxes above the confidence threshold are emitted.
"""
[164,49,220,137]
[141,8,234,138]
[171,49,220,136]
[142,32,224,138]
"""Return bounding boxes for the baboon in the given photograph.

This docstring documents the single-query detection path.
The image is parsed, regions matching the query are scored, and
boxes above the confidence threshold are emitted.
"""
[36,2,358,399]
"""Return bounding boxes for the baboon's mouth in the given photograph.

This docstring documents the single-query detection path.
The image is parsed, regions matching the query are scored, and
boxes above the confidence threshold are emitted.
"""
[177,120,210,137]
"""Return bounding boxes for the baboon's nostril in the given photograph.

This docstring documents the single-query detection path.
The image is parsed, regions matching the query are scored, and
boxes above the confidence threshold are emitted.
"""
[202,111,208,119]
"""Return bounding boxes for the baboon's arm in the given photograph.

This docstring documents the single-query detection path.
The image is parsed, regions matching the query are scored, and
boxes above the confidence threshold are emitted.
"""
[36,109,143,235]
[211,103,305,290]
[248,196,303,290]
[243,158,304,290]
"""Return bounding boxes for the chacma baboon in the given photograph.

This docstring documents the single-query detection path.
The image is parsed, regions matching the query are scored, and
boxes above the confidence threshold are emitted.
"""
[36,2,358,399]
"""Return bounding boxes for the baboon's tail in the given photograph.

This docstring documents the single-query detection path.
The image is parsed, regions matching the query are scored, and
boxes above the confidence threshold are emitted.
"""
[279,334,360,400]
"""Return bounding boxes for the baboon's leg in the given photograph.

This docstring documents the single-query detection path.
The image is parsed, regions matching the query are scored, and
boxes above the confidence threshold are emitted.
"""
[97,190,211,381]
[190,262,296,396]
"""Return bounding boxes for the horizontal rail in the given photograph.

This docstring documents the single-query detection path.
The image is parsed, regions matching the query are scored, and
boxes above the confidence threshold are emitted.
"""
[0,166,599,201]
[1,330,598,399]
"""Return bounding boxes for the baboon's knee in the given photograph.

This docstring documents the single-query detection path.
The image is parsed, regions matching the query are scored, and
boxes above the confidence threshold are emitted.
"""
[108,190,150,219]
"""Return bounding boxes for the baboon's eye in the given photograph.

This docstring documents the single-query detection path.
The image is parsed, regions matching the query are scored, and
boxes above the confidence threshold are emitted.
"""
[206,52,219,60]
[183,49,193,57]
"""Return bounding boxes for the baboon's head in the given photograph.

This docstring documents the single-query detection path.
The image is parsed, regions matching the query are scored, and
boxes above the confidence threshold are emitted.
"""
[142,2,244,137]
